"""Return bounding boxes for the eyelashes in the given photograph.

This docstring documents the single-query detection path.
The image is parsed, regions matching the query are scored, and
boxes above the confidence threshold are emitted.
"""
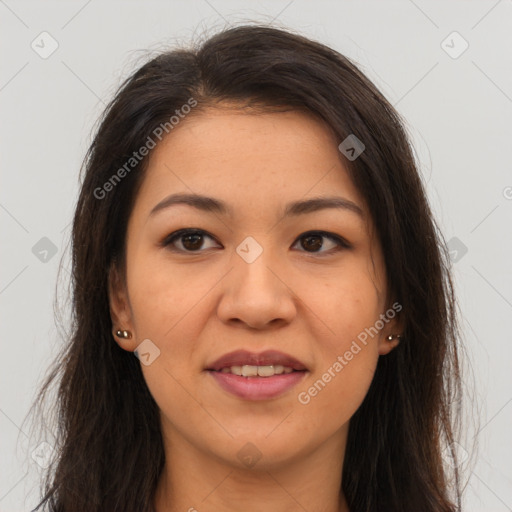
[162,229,219,253]
[161,228,351,256]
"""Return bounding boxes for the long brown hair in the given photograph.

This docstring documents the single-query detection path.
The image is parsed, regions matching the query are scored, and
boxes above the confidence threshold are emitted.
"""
[30,23,463,511]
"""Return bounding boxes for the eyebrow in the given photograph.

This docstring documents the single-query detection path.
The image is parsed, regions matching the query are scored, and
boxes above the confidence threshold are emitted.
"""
[149,193,364,219]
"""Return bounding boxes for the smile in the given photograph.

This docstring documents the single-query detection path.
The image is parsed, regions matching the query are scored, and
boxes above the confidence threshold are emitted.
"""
[205,349,309,400]
[219,364,295,377]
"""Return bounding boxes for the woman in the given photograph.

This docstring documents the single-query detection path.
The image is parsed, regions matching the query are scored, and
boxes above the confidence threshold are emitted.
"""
[31,24,463,511]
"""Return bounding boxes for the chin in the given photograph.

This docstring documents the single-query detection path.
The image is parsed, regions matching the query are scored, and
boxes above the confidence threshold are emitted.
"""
[204,428,315,471]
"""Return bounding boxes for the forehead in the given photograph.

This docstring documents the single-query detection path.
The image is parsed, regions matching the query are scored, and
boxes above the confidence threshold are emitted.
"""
[133,108,369,224]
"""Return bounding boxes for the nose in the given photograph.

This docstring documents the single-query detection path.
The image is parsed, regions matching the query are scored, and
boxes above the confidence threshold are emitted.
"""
[216,248,297,330]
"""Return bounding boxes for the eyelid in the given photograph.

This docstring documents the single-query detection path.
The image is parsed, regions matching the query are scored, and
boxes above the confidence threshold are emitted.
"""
[161,228,351,254]
[296,230,352,252]
[160,228,220,251]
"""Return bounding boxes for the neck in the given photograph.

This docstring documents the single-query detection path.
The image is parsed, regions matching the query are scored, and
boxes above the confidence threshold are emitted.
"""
[153,426,350,512]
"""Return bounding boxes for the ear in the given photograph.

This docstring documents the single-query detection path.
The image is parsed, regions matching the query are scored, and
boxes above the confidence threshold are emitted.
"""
[108,261,137,352]
[377,304,405,356]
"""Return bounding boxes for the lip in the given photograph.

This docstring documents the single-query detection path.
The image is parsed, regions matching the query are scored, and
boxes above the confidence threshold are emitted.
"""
[209,370,307,400]
[206,350,308,372]
[205,350,308,401]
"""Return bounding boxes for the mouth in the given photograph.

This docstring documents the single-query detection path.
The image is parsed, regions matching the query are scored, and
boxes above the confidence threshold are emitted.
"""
[216,364,299,377]
[205,350,308,400]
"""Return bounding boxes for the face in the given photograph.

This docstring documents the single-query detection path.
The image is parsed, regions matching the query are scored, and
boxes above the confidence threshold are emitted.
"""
[109,107,401,471]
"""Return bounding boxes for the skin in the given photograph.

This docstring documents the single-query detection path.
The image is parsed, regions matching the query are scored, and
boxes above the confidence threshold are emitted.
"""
[109,107,402,512]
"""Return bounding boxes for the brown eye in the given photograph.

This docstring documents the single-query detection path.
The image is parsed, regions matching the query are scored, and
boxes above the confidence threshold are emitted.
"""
[181,233,204,251]
[162,229,350,255]
[300,234,324,252]
[293,231,350,254]
[163,229,220,252]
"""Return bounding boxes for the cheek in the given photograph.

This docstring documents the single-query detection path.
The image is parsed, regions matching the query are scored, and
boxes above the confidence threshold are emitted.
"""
[129,261,210,433]
[293,268,382,419]
[127,254,215,340]
[304,339,379,406]
[295,314,380,439]
[126,256,211,405]
[300,262,384,349]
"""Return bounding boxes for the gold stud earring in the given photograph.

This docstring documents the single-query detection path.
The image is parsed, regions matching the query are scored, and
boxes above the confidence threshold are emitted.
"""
[386,334,402,342]
[115,329,132,339]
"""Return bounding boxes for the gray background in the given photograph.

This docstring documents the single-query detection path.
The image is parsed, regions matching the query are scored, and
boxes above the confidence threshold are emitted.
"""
[1,1,511,510]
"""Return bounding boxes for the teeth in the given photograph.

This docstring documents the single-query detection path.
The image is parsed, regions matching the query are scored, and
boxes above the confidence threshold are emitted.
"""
[242,365,258,377]
[258,365,277,377]
[219,364,296,377]
[231,365,243,376]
